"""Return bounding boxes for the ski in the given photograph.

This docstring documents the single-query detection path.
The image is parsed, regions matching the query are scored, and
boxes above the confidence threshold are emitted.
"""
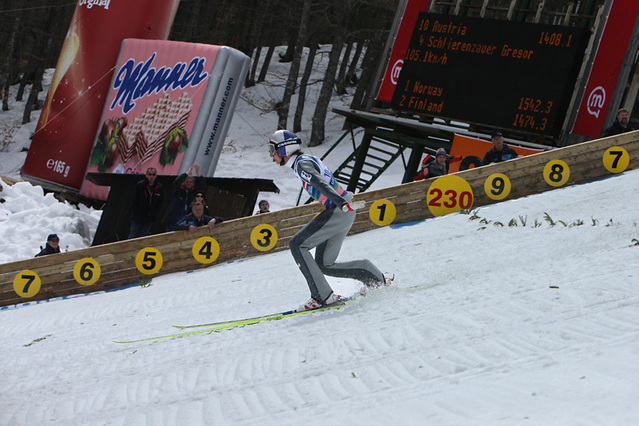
[172,298,353,329]
[113,299,351,344]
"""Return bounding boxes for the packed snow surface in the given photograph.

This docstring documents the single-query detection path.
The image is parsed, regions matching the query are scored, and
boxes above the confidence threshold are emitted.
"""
[1,46,638,425]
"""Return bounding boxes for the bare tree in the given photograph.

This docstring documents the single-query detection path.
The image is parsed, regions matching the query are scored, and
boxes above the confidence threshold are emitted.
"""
[309,39,343,146]
[334,40,353,95]
[293,42,317,133]
[277,0,311,130]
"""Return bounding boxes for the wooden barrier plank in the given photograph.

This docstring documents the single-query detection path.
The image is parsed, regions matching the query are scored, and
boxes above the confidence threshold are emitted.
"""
[1,132,638,307]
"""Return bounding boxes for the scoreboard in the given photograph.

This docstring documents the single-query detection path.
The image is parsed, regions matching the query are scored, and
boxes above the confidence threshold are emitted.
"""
[391,13,590,137]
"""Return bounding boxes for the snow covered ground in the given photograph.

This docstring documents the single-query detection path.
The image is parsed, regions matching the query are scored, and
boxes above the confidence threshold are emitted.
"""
[1,168,638,425]
[1,46,639,424]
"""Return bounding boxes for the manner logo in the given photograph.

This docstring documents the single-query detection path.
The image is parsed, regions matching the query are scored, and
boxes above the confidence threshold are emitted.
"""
[110,53,209,114]
[390,60,404,85]
[586,86,606,118]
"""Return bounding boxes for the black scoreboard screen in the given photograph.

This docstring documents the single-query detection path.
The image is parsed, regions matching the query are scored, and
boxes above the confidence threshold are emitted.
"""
[391,13,590,137]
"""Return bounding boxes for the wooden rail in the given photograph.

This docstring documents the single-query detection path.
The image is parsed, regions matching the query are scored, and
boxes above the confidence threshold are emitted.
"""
[1,131,637,307]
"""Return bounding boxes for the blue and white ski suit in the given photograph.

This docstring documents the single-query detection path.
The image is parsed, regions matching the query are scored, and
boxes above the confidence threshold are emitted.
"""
[288,154,385,304]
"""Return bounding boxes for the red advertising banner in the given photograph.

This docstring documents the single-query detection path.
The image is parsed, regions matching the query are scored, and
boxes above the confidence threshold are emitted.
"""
[376,0,431,102]
[80,40,249,199]
[22,0,180,190]
[572,0,639,138]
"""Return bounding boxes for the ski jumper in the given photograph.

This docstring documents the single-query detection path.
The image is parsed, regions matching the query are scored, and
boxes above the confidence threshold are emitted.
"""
[288,154,385,303]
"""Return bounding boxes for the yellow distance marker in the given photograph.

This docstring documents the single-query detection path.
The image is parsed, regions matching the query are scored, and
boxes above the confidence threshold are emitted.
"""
[427,175,474,216]
[73,258,101,286]
[602,146,629,173]
[543,160,570,187]
[251,224,278,251]
[369,199,396,226]
[484,173,512,201]
[13,270,42,298]
[135,247,163,275]
[192,236,220,264]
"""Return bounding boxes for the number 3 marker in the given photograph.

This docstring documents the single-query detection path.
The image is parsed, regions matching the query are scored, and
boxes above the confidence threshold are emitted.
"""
[251,224,278,251]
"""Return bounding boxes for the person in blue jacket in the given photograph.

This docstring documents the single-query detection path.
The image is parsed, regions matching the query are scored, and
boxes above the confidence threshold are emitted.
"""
[175,202,223,234]
[482,132,518,165]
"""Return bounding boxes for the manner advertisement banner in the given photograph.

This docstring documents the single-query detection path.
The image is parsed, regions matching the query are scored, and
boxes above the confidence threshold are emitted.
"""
[22,0,180,191]
[571,0,639,138]
[376,0,431,103]
[80,40,249,199]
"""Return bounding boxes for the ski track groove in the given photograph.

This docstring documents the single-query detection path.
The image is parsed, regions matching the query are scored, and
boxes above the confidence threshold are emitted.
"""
[3,275,638,424]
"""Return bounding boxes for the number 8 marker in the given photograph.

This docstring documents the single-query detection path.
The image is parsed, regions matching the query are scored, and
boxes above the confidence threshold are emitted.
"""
[543,160,570,187]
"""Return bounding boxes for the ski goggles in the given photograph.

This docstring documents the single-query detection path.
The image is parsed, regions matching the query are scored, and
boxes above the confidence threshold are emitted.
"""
[268,143,278,155]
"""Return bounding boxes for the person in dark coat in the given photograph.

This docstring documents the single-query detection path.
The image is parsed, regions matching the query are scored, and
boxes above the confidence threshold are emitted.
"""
[162,164,206,231]
[255,199,270,214]
[128,167,163,239]
[482,131,518,165]
[175,202,223,233]
[186,189,212,216]
[35,234,61,257]
[602,108,636,137]
[413,148,462,181]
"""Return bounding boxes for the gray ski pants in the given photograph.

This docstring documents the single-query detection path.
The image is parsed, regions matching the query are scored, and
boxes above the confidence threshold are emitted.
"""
[289,205,384,303]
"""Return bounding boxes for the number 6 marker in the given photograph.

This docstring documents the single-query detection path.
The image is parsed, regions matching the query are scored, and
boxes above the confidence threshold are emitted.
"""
[73,258,101,286]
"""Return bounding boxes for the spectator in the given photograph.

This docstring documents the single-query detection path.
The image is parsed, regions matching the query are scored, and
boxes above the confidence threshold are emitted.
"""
[128,167,163,239]
[602,108,636,137]
[482,132,518,165]
[162,164,206,231]
[414,148,462,181]
[35,234,61,257]
[187,190,212,216]
[175,202,223,234]
[255,199,270,214]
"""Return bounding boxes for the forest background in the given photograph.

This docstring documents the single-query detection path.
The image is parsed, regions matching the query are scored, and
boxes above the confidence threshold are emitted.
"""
[0,0,400,148]
[0,0,607,150]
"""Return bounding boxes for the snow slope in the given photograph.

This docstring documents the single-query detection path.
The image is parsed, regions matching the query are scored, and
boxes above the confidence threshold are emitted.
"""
[1,44,638,425]
[1,168,638,425]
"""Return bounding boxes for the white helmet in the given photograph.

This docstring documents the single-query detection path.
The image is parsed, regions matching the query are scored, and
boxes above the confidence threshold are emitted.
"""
[268,130,302,158]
